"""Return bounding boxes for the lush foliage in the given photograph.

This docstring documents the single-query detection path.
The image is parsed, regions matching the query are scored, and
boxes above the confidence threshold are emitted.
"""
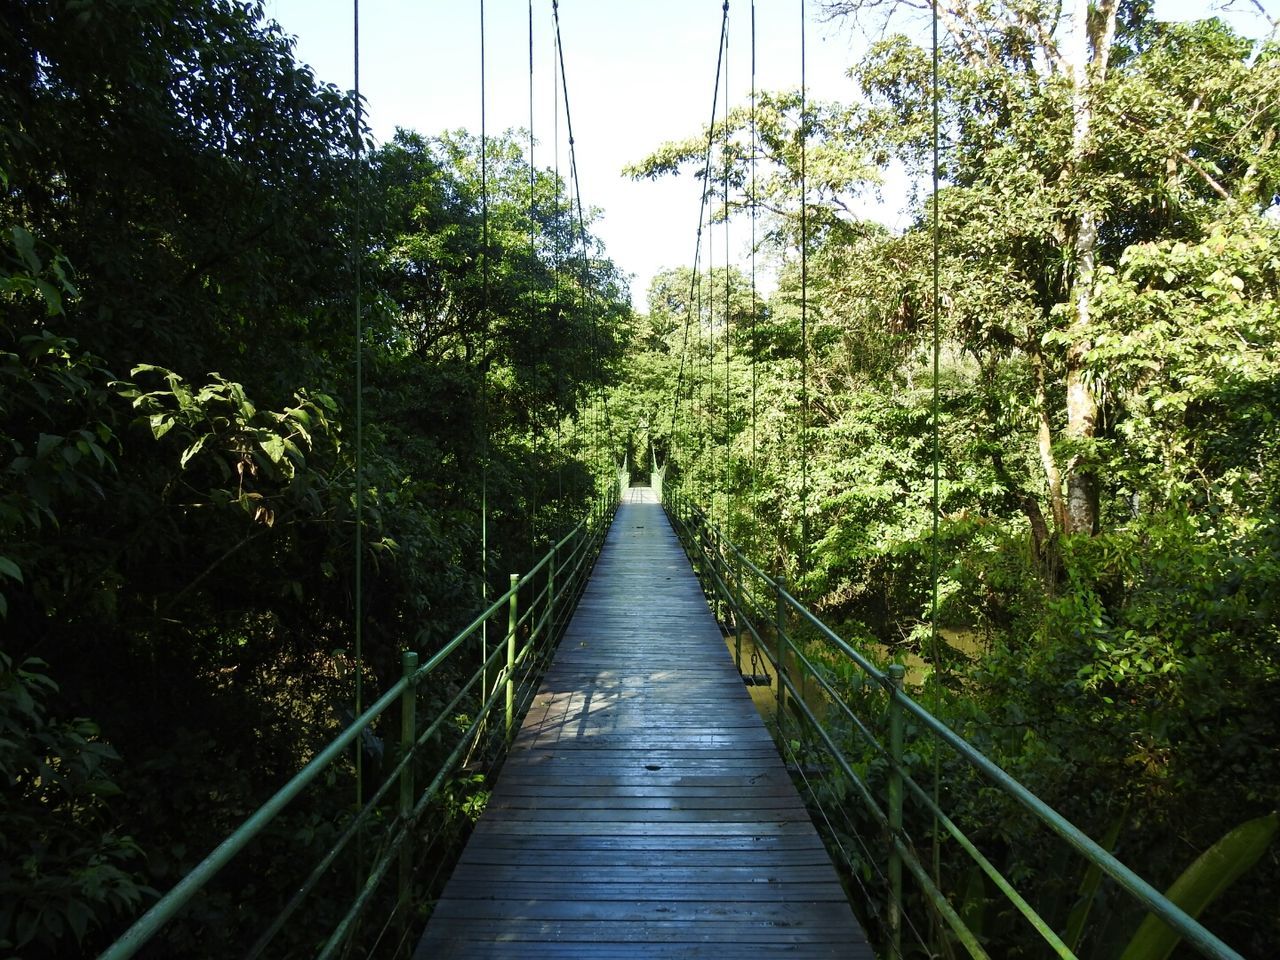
[2,1,625,955]
[622,3,1278,956]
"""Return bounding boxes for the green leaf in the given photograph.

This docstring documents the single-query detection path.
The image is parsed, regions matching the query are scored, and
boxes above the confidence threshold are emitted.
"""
[149,414,174,440]
[180,435,208,469]
[35,279,64,315]
[0,557,21,583]
[1064,811,1127,952]
[10,226,40,273]
[36,433,62,458]
[1118,812,1278,960]
[259,435,286,465]
[131,363,177,378]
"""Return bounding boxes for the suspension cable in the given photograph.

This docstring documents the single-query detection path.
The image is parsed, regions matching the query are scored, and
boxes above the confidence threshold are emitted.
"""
[528,0,538,555]
[479,0,491,688]
[708,117,716,518]
[799,0,810,579]
[750,0,758,543]
[552,4,563,506]
[723,9,732,533]
[666,2,731,480]
[930,0,945,900]
[552,0,616,489]
[350,0,365,825]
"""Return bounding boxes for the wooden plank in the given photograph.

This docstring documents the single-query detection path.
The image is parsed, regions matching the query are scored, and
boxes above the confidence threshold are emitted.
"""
[429,898,855,923]
[460,839,829,860]
[413,488,871,959]
[427,944,861,960]
[486,794,805,810]
[422,918,869,945]
[436,881,851,903]
[445,864,845,884]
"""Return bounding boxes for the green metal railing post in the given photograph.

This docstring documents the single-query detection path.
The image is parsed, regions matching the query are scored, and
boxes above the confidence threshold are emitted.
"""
[547,544,557,641]
[396,650,418,932]
[733,550,744,673]
[775,574,788,726]
[710,524,721,620]
[888,662,906,960]
[506,573,519,738]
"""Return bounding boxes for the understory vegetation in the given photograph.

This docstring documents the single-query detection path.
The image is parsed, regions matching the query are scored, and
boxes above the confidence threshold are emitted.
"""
[2,1,624,955]
[618,2,1279,956]
[4,0,1278,958]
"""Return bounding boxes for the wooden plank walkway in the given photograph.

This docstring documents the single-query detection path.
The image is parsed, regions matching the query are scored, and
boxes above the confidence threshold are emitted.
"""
[414,487,873,959]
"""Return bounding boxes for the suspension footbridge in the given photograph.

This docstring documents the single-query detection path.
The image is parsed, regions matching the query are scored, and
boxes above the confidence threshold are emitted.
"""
[414,487,871,958]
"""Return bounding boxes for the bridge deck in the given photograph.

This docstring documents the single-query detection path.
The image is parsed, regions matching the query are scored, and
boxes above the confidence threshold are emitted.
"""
[414,488,872,958]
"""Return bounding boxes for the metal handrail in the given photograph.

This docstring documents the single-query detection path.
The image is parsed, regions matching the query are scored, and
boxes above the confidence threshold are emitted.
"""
[663,485,1244,960]
[100,486,620,960]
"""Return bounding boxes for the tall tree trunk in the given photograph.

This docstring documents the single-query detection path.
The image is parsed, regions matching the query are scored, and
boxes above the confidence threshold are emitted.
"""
[1061,0,1118,535]
[1032,344,1067,533]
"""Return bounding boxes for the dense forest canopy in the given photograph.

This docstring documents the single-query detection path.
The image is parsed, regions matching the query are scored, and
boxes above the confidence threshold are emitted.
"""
[618,0,1279,955]
[2,1,625,954]
[2,0,1278,957]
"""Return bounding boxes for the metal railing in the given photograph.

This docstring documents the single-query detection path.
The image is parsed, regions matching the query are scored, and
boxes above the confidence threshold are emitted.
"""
[100,487,619,960]
[663,485,1244,960]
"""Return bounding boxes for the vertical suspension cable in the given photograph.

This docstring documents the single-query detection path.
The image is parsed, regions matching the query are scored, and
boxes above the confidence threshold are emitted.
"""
[552,0,615,500]
[528,0,538,554]
[665,2,731,500]
[553,7,563,506]
[351,0,364,819]
[723,8,732,534]
[799,0,810,579]
[707,111,715,522]
[697,263,705,503]
[930,0,944,902]
[479,0,491,689]
[750,0,758,545]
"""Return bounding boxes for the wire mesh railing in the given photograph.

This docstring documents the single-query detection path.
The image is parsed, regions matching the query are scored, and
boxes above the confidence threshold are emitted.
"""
[99,485,619,960]
[663,484,1245,960]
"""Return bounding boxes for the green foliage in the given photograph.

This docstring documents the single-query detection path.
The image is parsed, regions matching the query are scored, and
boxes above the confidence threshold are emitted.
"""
[2,2,629,956]
[621,4,1279,956]
[1119,812,1279,960]
[0,653,148,954]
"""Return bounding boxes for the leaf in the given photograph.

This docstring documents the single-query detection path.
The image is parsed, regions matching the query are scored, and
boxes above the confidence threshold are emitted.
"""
[35,279,64,315]
[10,226,40,273]
[131,363,177,378]
[36,433,62,458]
[1064,811,1127,952]
[259,435,286,466]
[0,557,21,583]
[179,435,208,469]
[148,414,174,440]
[1118,812,1278,960]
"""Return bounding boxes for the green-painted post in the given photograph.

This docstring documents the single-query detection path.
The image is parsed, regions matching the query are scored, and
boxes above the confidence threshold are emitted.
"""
[506,573,519,738]
[888,662,906,959]
[774,574,788,726]
[547,545,557,641]
[397,649,418,927]
[710,524,721,619]
[733,551,744,673]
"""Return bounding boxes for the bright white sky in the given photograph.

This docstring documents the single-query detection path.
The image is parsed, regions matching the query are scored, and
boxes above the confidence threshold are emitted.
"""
[263,0,1273,310]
